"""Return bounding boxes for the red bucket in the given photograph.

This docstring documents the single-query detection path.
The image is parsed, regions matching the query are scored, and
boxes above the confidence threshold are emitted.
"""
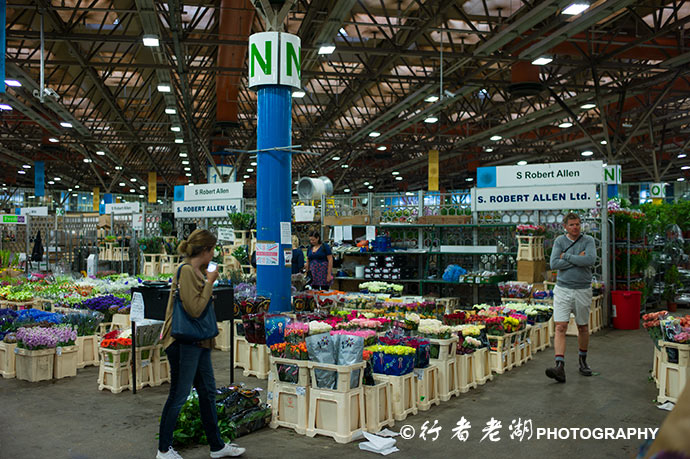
[611,290,642,330]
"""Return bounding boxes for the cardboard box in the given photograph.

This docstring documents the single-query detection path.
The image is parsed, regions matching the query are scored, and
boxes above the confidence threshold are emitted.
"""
[98,215,112,228]
[323,215,372,226]
[517,260,547,283]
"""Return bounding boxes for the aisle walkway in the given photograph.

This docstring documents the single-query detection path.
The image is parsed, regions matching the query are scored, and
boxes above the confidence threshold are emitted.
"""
[0,327,666,459]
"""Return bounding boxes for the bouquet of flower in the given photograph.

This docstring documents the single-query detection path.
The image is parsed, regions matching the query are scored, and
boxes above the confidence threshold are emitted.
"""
[61,311,104,336]
[286,342,309,360]
[457,336,482,355]
[418,319,452,339]
[284,322,309,344]
[54,325,77,347]
[443,312,466,326]
[643,311,668,347]
[308,320,333,335]
[498,282,531,299]
[673,332,690,344]
[0,309,18,341]
[331,329,377,347]
[403,337,431,368]
[516,224,546,236]
[16,326,60,350]
[100,329,132,350]
[484,316,505,336]
[270,342,287,358]
[78,294,128,322]
[503,316,521,333]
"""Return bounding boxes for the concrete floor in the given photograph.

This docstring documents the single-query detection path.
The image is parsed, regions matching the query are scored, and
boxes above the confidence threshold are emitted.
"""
[0,327,667,459]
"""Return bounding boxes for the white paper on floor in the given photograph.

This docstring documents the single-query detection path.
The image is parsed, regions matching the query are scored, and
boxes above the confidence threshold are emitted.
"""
[358,432,399,455]
[376,429,399,437]
[657,402,675,411]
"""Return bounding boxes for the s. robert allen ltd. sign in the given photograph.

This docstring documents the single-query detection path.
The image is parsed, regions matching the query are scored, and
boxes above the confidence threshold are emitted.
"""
[477,160,604,188]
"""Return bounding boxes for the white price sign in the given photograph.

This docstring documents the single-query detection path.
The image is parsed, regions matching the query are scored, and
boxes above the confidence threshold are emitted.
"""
[132,214,144,230]
[474,184,597,211]
[130,292,145,322]
[218,227,235,242]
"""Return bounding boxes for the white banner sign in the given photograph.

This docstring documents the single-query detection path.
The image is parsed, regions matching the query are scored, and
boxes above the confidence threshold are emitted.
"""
[19,206,48,216]
[650,183,666,198]
[173,199,242,218]
[256,242,279,266]
[217,227,235,242]
[175,182,243,202]
[105,202,140,214]
[474,184,597,211]
[604,165,622,185]
[477,160,604,188]
[248,32,301,89]
[294,205,315,222]
[132,214,144,230]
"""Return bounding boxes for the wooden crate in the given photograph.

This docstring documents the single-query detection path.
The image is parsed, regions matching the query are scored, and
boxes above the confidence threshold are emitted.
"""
[456,353,477,393]
[110,313,131,331]
[364,380,394,433]
[0,341,17,378]
[153,345,171,386]
[566,295,604,336]
[375,372,418,421]
[53,345,78,379]
[133,346,156,390]
[430,357,459,401]
[243,343,270,379]
[15,347,55,382]
[234,334,250,370]
[653,345,661,388]
[269,381,310,435]
[514,327,532,367]
[488,332,517,374]
[428,336,458,361]
[530,322,550,353]
[306,361,366,443]
[516,235,545,261]
[436,297,462,314]
[215,320,232,352]
[143,254,162,277]
[415,364,440,411]
[98,348,132,393]
[658,341,690,403]
[270,357,311,387]
[473,348,493,384]
[76,335,99,368]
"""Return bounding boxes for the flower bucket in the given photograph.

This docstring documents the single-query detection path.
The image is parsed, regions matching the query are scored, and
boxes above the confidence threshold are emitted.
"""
[15,347,56,382]
[382,353,414,376]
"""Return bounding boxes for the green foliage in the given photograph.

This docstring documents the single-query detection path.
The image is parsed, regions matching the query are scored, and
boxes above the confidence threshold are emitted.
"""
[228,212,255,231]
[232,246,249,265]
[138,237,163,254]
[663,265,682,302]
[160,220,173,236]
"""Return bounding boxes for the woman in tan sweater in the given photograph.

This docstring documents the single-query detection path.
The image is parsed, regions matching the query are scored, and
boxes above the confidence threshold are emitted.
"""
[157,229,245,459]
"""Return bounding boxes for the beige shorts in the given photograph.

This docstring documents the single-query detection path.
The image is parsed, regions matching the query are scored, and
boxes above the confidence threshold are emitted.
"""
[553,285,592,325]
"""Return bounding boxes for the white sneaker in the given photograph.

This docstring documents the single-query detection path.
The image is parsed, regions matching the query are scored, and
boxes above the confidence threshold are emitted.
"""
[210,443,246,458]
[157,447,183,459]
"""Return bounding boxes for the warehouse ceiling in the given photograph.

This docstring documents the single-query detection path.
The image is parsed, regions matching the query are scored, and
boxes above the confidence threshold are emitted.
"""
[2,0,690,198]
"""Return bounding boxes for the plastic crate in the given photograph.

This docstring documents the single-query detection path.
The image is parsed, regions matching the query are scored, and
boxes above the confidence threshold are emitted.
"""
[98,348,132,393]
[270,357,310,387]
[415,364,440,411]
[53,345,78,379]
[243,344,270,379]
[376,372,419,421]
[473,348,493,385]
[456,353,477,393]
[0,342,17,378]
[153,345,171,386]
[269,381,310,435]
[658,341,690,403]
[431,357,459,401]
[428,336,459,361]
[76,335,99,368]
[516,235,545,261]
[530,322,550,353]
[15,347,55,382]
[234,334,250,370]
[215,320,232,352]
[364,380,394,433]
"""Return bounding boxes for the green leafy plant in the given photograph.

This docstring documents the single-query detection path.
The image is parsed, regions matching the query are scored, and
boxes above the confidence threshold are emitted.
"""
[232,246,249,265]
[138,237,163,254]
[160,220,173,236]
[663,265,682,303]
[228,212,255,231]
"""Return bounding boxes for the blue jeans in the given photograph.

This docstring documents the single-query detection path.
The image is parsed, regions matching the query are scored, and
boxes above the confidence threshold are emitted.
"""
[158,341,224,452]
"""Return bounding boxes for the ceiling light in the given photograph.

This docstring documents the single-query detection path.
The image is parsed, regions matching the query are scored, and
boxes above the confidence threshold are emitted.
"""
[562,3,589,15]
[369,131,381,138]
[363,181,370,186]
[179,153,187,157]
[48,181,54,185]
[0,104,12,110]
[157,84,171,93]
[580,103,596,109]
[392,171,400,176]
[517,160,528,166]
[48,137,59,143]
[68,188,73,192]
[332,156,341,161]
[185,173,192,177]
[622,122,633,128]
[184,167,191,171]
[138,194,144,198]
[681,166,690,170]
[182,160,189,165]
[425,95,439,103]
[318,44,336,55]
[243,174,250,179]
[139,185,146,190]
[344,188,351,193]
[246,168,254,172]
[311,170,317,174]
[341,164,349,168]
[292,90,306,98]
[558,122,573,129]
[83,158,92,163]
[395,176,403,181]
[142,35,160,47]
[602,163,608,167]
[96,150,106,156]
[490,135,502,141]
[5,79,21,87]
[74,185,80,188]
[484,147,494,152]
[54,177,61,181]
[600,140,607,145]
[377,146,387,151]
[129,188,135,193]
[368,185,374,189]
[293,190,297,194]
[130,178,137,182]
[22,164,31,169]
[119,182,126,186]
[175,138,183,144]
[18,170,26,175]
[115,166,123,170]
[60,122,73,128]
[170,126,181,132]
[678,153,687,159]
[465,177,474,182]
[251,161,257,166]
[581,150,593,157]
[424,116,438,124]
[531,57,552,66]
[165,108,177,114]
[678,177,686,182]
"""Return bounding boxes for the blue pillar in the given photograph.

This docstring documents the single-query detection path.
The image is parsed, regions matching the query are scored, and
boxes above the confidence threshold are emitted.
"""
[256,85,292,312]
[607,184,618,198]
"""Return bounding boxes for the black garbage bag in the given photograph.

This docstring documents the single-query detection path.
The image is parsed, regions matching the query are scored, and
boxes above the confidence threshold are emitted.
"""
[31,230,44,262]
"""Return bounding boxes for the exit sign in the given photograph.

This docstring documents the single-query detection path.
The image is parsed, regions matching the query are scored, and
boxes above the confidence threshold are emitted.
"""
[248,32,301,89]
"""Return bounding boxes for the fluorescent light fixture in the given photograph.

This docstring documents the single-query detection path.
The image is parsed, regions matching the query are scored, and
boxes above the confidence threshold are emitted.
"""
[580,103,596,109]
[54,177,61,181]
[60,121,73,128]
[391,171,400,176]
[165,108,177,114]
[129,188,135,193]
[562,3,589,15]
[22,164,31,169]
[182,160,189,165]
[170,126,181,132]
[18,170,26,175]
[558,122,573,128]
[243,174,250,179]
[48,137,59,143]
[424,116,438,124]
[678,177,686,182]
[369,131,381,138]
[318,44,336,55]
[139,185,146,190]
[119,182,126,186]
[678,153,687,159]
[185,173,192,177]
[246,168,254,172]
[363,181,370,186]
[395,176,403,181]
[484,147,494,152]
[332,156,341,161]
[142,35,160,47]
[581,150,593,157]
[341,164,349,168]
[130,178,137,182]
[139,194,144,198]
[179,152,187,157]
[490,135,502,141]
[531,57,552,65]
[344,188,351,193]
[5,79,21,87]
[74,185,80,189]
[292,90,306,98]
[96,150,106,156]
[293,190,297,194]
[175,138,183,144]
[157,84,171,93]
[48,181,54,185]
[251,161,257,166]
[83,158,93,163]
[368,185,374,189]
[517,160,528,166]
[115,166,123,170]
[0,104,12,110]
[465,177,474,182]
[425,95,439,103]
[600,140,607,145]
[622,122,633,128]
[377,146,387,151]
[311,170,317,174]
[681,166,690,170]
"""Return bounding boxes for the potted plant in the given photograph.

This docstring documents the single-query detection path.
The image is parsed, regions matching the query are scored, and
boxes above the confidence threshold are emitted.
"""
[160,220,173,237]
[663,265,682,312]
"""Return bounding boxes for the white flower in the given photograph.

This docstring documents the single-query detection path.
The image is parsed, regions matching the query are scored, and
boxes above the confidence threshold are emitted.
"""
[308,321,332,335]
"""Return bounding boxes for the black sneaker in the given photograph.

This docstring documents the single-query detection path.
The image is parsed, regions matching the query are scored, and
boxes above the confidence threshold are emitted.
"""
[546,361,566,383]
[579,355,592,376]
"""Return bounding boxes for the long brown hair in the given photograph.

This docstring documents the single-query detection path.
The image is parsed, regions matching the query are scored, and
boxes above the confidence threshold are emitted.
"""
[178,229,217,258]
